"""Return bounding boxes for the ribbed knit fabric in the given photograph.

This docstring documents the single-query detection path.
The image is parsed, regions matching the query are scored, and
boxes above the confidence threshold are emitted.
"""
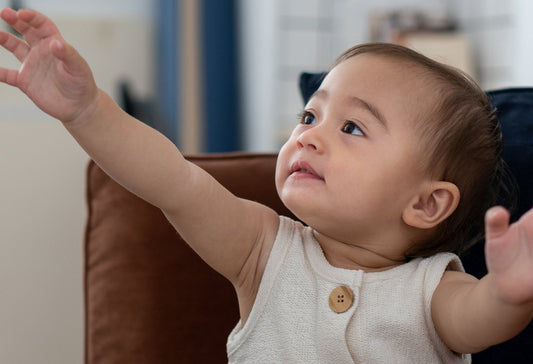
[227,216,471,363]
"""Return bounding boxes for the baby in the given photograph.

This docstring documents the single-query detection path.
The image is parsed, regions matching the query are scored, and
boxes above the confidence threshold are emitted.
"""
[1,8,533,363]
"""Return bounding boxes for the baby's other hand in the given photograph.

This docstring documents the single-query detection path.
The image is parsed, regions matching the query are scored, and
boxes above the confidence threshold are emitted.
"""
[0,8,97,123]
[485,205,533,306]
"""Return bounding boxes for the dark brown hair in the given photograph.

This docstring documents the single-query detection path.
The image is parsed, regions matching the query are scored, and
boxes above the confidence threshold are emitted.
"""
[331,43,509,258]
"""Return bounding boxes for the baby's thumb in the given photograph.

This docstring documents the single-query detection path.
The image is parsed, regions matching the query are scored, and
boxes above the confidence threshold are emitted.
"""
[50,38,93,81]
[50,38,69,61]
[485,206,510,241]
[51,39,82,69]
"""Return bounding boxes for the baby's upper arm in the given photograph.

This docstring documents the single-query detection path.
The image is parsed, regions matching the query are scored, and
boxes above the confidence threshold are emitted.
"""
[161,160,280,290]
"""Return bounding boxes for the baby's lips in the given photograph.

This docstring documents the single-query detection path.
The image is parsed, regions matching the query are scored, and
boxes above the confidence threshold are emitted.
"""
[290,160,324,180]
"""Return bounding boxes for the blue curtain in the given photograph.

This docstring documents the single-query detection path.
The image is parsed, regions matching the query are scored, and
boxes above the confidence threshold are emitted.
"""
[200,0,241,152]
[156,0,180,145]
[156,0,240,151]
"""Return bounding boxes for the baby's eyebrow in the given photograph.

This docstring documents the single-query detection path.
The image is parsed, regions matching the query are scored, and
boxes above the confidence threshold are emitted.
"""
[349,95,388,129]
[310,89,388,129]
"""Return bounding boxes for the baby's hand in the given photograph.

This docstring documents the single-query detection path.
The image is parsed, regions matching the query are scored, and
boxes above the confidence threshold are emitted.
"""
[485,206,533,306]
[0,8,97,123]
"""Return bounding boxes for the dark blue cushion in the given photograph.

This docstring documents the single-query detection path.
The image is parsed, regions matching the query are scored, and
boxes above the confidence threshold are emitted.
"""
[299,72,326,106]
[299,72,533,363]
[487,88,533,218]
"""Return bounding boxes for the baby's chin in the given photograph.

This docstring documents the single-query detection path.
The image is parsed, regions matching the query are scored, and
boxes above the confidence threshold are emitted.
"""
[281,201,321,228]
[277,193,304,219]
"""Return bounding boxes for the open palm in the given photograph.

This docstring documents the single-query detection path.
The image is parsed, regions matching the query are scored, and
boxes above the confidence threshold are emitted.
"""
[0,8,97,122]
[485,206,533,306]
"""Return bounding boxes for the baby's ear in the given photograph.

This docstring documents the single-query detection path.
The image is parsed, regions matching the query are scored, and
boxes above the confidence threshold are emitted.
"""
[402,181,460,229]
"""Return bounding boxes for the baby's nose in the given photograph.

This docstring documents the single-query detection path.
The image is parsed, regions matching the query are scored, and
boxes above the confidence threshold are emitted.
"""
[296,127,324,152]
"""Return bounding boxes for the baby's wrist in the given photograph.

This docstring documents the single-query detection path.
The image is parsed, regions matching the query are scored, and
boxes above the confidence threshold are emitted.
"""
[64,88,105,126]
[487,274,533,311]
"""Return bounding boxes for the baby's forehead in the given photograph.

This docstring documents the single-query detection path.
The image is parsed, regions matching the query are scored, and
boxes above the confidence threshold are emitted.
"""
[324,54,442,122]
[329,54,441,93]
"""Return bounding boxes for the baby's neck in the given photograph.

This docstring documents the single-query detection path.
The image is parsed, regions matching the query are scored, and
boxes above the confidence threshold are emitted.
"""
[312,230,407,272]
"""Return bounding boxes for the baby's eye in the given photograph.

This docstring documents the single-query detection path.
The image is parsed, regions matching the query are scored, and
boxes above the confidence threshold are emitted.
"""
[300,112,317,125]
[342,121,364,136]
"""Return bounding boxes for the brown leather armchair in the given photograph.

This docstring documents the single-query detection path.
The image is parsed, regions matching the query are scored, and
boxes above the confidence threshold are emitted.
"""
[84,153,294,363]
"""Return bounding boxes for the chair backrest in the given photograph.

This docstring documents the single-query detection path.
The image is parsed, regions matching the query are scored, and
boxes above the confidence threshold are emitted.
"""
[84,153,294,364]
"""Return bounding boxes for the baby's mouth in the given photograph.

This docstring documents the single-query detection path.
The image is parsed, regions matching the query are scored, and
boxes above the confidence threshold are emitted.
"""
[290,161,324,180]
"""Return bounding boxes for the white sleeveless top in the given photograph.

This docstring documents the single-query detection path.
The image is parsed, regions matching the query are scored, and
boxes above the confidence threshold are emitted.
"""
[227,216,471,363]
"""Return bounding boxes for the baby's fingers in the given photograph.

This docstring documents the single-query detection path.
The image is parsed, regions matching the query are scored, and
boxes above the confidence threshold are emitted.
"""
[1,8,60,46]
[0,8,32,40]
[485,206,510,241]
[18,9,59,37]
[0,66,20,86]
[0,7,18,25]
[0,30,29,62]
[484,206,513,273]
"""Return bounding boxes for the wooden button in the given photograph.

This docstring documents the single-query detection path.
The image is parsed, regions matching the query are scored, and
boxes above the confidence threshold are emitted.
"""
[329,286,354,313]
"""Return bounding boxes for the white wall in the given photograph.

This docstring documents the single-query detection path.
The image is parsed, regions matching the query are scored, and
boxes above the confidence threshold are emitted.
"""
[0,3,154,363]
[512,0,533,86]
[0,117,88,364]
[239,0,448,151]
[3,0,152,17]
[448,0,515,90]
[238,0,281,152]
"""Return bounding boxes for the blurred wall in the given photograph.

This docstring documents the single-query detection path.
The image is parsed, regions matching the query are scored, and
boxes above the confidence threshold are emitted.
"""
[0,2,154,363]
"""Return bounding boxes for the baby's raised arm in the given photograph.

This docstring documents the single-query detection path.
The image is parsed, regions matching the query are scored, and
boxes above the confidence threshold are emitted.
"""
[0,8,279,292]
[432,206,533,354]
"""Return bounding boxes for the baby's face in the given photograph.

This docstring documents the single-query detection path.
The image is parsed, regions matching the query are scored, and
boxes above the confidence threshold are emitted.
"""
[276,54,436,251]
